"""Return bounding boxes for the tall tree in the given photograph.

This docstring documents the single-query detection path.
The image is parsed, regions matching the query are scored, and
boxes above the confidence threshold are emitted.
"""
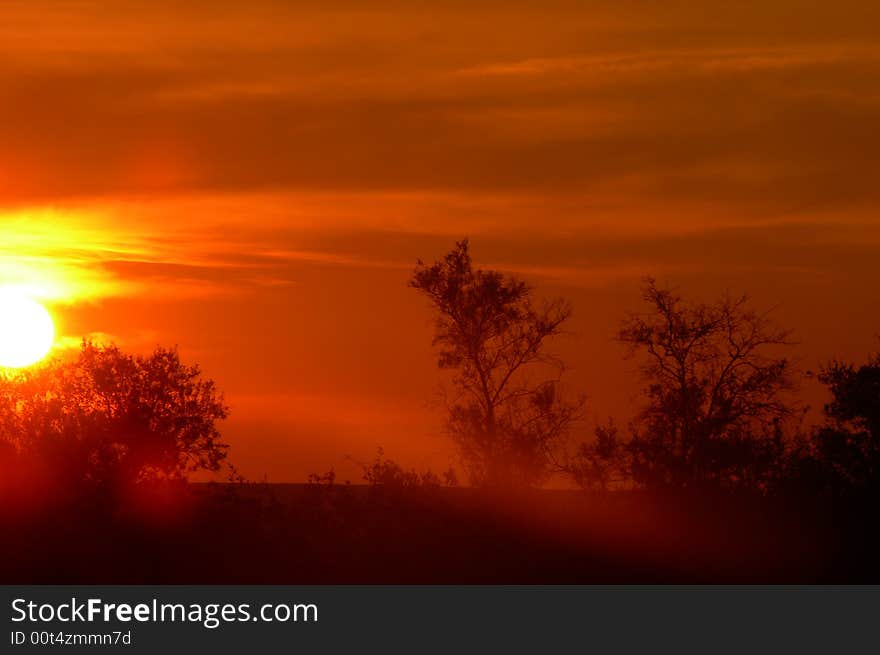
[619,279,795,489]
[411,240,578,486]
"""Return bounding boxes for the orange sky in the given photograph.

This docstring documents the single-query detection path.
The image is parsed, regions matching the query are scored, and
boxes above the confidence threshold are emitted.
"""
[2,1,879,480]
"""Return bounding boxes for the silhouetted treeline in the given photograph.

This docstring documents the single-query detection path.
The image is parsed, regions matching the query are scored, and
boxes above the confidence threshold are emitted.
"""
[413,240,880,501]
[1,239,880,583]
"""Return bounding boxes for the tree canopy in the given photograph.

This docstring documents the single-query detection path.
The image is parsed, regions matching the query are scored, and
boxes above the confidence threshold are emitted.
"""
[411,240,579,486]
[801,354,880,494]
[0,341,229,490]
[615,279,796,489]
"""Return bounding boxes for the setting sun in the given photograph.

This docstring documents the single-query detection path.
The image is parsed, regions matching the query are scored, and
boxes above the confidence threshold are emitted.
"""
[0,290,55,368]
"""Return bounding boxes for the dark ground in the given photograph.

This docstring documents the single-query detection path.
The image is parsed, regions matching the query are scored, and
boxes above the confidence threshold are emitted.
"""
[1,482,877,583]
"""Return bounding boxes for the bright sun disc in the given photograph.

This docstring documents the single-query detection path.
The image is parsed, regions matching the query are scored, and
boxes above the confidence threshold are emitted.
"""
[0,291,55,368]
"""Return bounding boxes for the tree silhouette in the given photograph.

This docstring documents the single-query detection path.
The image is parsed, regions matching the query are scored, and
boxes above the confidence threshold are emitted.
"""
[411,240,579,486]
[0,340,228,490]
[804,353,880,494]
[617,279,795,489]
[568,422,626,491]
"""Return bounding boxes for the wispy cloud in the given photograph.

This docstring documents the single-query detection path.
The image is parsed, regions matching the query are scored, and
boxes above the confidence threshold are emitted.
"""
[2,2,879,210]
[454,46,879,78]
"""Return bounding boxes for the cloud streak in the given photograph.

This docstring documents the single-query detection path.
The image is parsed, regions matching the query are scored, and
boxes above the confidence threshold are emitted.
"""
[2,1,879,214]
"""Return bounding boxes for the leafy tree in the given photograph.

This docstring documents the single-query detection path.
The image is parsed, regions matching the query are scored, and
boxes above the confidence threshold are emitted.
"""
[618,279,795,489]
[805,353,880,494]
[0,341,229,490]
[411,240,579,486]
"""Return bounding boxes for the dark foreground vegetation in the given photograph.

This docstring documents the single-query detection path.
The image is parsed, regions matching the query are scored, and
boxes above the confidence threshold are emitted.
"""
[1,240,879,582]
[1,480,878,583]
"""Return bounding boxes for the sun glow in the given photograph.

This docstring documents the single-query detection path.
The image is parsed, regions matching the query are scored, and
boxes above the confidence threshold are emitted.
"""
[0,208,135,305]
[0,289,56,368]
